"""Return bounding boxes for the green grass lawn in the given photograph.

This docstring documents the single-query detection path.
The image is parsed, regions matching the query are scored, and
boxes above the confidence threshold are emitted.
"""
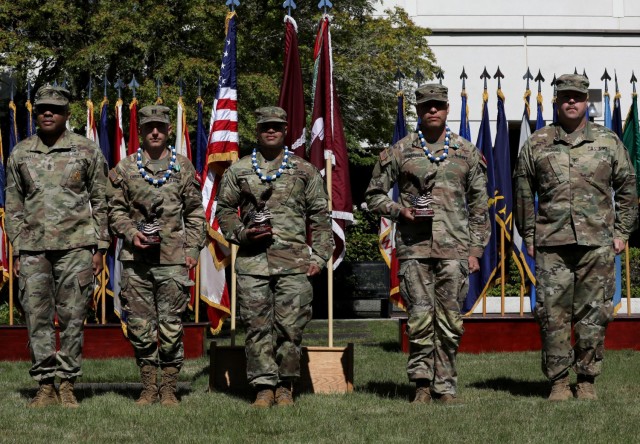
[0,319,638,444]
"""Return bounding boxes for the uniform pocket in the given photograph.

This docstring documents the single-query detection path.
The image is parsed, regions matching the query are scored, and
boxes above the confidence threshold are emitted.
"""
[76,267,94,293]
[18,163,39,196]
[60,160,86,193]
[587,160,612,194]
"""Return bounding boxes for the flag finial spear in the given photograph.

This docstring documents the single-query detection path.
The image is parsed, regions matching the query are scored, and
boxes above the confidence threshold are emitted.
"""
[583,69,588,80]
[414,68,424,87]
[282,0,296,16]
[318,0,332,13]
[480,67,490,90]
[601,69,611,93]
[177,78,186,97]
[226,0,240,12]
[435,68,444,85]
[614,70,620,94]
[102,69,110,97]
[114,78,125,99]
[523,68,533,90]
[493,66,504,89]
[394,68,405,91]
[155,77,163,100]
[128,75,140,98]
[534,69,545,93]
[460,67,468,90]
[574,67,578,75]
[631,71,637,94]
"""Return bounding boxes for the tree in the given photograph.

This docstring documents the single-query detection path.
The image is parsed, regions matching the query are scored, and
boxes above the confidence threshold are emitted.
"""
[0,0,436,161]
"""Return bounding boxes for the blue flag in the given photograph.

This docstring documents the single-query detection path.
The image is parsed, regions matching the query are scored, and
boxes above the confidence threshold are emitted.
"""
[99,99,113,168]
[612,92,623,139]
[603,91,623,310]
[493,90,512,290]
[464,96,497,313]
[459,89,472,142]
[8,101,19,155]
[195,98,208,176]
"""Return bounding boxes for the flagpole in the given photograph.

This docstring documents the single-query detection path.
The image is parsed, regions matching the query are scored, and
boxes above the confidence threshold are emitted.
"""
[326,157,334,348]
[194,262,200,323]
[8,244,13,326]
[101,255,106,324]
[625,243,631,314]
[230,244,238,346]
[500,229,505,316]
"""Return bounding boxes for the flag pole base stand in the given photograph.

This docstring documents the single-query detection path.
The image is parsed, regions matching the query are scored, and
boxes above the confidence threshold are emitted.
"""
[208,342,354,394]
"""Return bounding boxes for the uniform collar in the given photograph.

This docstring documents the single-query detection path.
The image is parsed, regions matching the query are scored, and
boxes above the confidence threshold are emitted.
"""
[553,120,594,146]
[29,130,75,153]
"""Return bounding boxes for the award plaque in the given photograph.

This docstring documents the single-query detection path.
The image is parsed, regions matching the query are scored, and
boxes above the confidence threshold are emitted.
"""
[134,198,164,245]
[241,184,273,234]
[411,171,436,222]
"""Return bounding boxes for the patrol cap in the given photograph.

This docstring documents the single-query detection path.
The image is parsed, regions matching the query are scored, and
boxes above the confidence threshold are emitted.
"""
[255,106,288,125]
[139,105,171,125]
[415,83,448,104]
[34,85,71,107]
[555,74,589,94]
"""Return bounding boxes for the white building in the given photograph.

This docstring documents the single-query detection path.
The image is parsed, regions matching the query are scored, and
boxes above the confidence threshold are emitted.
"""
[376,0,640,138]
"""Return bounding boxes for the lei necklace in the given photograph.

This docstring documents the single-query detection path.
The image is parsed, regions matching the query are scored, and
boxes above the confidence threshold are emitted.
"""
[137,145,177,186]
[418,126,452,163]
[251,147,290,182]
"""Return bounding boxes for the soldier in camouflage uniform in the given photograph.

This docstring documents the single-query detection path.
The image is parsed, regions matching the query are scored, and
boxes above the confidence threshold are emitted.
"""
[5,85,110,408]
[515,74,637,401]
[366,84,490,404]
[107,105,206,406]
[217,107,334,408]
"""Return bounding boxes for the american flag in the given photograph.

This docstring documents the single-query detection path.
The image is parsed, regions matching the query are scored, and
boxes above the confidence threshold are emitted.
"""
[199,11,239,334]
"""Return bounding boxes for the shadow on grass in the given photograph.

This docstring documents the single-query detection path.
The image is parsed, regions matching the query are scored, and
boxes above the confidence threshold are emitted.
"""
[19,382,194,402]
[467,377,549,398]
[359,381,414,401]
[361,341,402,353]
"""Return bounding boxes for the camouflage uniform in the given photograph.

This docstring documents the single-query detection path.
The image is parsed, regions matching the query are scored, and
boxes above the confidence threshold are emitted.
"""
[217,143,334,388]
[515,118,637,381]
[366,121,490,395]
[107,119,206,369]
[6,127,109,382]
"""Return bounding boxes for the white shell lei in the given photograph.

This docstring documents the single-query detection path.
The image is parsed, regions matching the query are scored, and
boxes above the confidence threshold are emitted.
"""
[418,126,451,163]
[137,145,177,186]
[251,147,290,182]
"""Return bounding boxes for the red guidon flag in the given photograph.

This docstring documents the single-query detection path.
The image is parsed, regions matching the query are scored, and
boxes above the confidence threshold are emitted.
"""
[278,14,306,158]
[127,98,139,155]
[309,14,353,268]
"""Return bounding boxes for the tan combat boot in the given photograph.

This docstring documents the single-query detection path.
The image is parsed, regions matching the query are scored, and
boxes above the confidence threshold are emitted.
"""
[548,374,572,402]
[275,382,294,407]
[136,365,159,405]
[59,378,79,408]
[575,374,597,400]
[411,381,432,404]
[29,379,59,408]
[251,386,275,408]
[436,393,461,405]
[159,366,180,406]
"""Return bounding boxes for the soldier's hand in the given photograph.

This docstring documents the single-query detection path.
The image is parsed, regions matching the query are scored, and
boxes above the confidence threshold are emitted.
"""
[468,256,480,273]
[133,231,152,250]
[245,227,273,243]
[92,251,104,276]
[185,256,197,270]
[13,257,20,278]
[307,263,321,277]
[399,207,416,223]
[526,246,535,258]
[614,238,626,255]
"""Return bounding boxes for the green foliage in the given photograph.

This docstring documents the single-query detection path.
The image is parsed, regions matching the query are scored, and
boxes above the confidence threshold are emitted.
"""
[0,1,436,155]
[344,205,382,263]
[0,302,24,325]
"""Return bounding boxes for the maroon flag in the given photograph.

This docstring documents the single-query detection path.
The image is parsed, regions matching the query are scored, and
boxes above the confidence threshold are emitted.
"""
[278,15,306,158]
[309,15,353,268]
[128,98,140,155]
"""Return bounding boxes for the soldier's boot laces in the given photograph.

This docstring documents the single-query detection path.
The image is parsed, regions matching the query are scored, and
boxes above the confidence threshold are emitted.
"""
[136,365,159,406]
[59,379,79,408]
[252,386,275,408]
[275,383,294,406]
[575,375,597,400]
[548,374,572,402]
[159,367,180,406]
[412,386,432,404]
[29,380,59,408]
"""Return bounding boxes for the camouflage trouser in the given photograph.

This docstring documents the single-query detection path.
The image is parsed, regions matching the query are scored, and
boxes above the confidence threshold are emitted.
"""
[120,262,193,369]
[535,245,614,380]
[236,273,313,387]
[18,248,94,382]
[399,258,468,395]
